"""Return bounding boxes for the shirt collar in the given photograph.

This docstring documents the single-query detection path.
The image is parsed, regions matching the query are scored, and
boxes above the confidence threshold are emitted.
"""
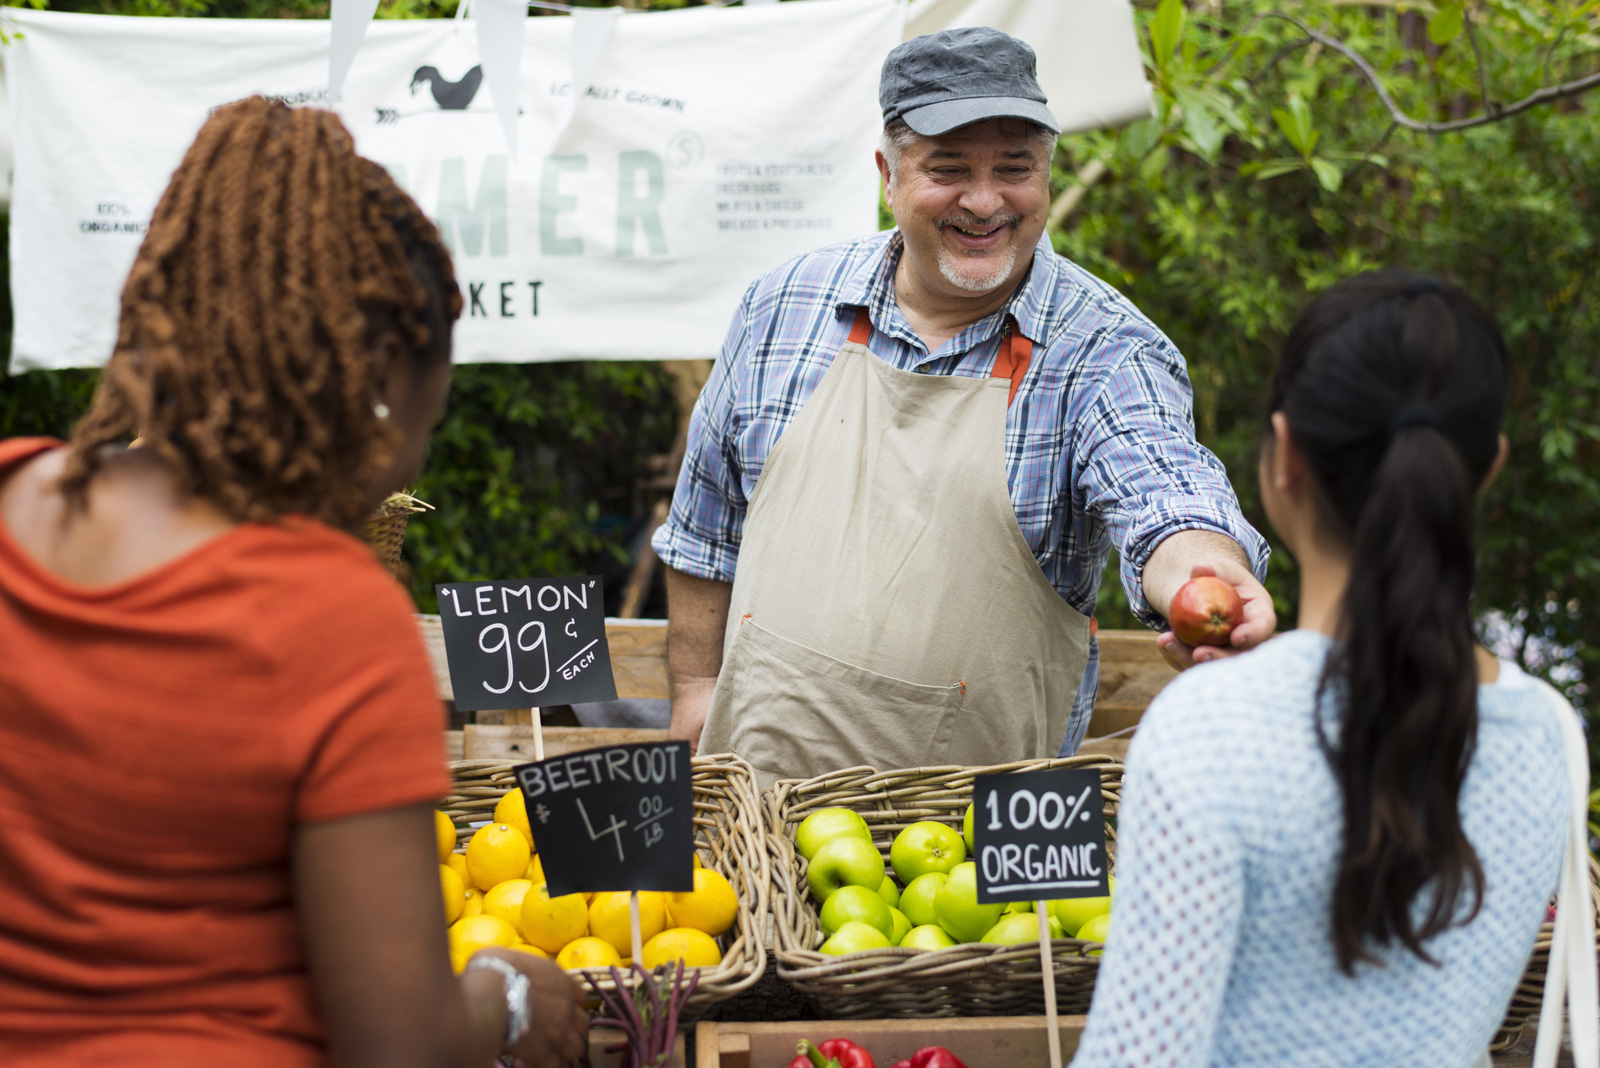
[835,230,1061,352]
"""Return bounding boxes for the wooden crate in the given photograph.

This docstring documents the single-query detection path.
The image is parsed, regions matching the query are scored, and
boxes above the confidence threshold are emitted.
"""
[694,1016,1088,1068]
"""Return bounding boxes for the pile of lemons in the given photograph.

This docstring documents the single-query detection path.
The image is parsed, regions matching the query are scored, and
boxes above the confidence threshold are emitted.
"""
[437,790,738,975]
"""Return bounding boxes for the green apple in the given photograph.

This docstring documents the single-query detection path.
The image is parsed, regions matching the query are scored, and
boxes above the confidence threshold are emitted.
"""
[806,835,886,902]
[934,861,1004,943]
[980,912,1042,945]
[819,920,891,956]
[1048,876,1115,936]
[1003,900,1033,915]
[887,906,912,945]
[819,884,894,938]
[899,923,958,951]
[962,803,974,853]
[1049,915,1064,939]
[899,872,948,928]
[1075,912,1111,956]
[795,808,872,861]
[876,876,900,908]
[889,821,967,884]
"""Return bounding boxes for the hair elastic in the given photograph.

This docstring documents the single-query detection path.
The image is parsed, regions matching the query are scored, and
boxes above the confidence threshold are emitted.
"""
[1403,278,1447,299]
[1387,403,1444,439]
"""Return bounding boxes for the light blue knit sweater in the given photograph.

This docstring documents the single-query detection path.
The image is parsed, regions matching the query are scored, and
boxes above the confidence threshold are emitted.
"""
[1071,630,1570,1068]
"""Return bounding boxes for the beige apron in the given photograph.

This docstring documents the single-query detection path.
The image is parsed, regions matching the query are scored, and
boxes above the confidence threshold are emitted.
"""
[699,308,1091,788]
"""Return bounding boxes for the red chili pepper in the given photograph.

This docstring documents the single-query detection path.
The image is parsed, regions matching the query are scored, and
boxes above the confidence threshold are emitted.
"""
[907,1047,970,1068]
[787,1038,876,1068]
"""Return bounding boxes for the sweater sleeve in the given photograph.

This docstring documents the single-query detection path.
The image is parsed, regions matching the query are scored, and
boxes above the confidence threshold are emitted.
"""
[1069,691,1248,1067]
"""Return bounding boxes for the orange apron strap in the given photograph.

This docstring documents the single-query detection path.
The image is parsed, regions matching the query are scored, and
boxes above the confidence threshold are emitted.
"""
[991,319,1033,407]
[847,308,873,345]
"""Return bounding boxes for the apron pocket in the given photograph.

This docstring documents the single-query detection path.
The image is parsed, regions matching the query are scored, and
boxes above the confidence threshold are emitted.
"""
[711,618,965,781]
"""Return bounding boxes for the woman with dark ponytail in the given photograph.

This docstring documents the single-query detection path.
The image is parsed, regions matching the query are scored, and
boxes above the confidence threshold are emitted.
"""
[1071,271,1594,1067]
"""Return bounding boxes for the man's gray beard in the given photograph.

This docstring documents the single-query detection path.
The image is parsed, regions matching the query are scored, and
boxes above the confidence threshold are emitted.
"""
[938,245,1018,294]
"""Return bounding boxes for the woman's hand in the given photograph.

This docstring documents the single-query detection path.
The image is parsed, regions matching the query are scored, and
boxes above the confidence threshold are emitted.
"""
[476,949,588,1068]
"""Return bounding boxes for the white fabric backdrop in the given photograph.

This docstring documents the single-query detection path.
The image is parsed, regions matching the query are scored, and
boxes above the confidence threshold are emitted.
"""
[2,0,1151,371]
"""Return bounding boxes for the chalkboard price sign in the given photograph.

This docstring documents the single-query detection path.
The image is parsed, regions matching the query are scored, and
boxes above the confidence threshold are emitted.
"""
[435,576,617,713]
[972,767,1110,905]
[515,742,695,897]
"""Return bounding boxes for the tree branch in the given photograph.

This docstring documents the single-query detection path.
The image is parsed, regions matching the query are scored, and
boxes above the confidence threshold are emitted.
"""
[1263,11,1600,133]
[1049,158,1109,228]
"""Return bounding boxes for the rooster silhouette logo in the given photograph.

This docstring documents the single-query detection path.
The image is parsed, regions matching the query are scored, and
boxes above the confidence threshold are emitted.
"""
[410,65,483,110]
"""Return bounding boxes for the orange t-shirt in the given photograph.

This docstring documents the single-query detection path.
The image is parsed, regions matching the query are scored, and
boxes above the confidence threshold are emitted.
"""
[0,438,452,1067]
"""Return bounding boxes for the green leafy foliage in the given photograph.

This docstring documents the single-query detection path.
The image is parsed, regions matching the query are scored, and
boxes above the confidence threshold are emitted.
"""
[1061,2,1600,724]
[403,362,677,612]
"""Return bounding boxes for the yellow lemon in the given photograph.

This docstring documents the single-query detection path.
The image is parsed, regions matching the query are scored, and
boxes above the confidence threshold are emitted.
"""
[520,881,589,954]
[435,810,457,863]
[525,853,545,885]
[446,853,470,884]
[506,942,551,960]
[466,823,531,891]
[461,888,486,919]
[447,914,518,972]
[494,789,536,851]
[556,936,623,971]
[441,864,466,925]
[483,879,534,938]
[693,852,703,869]
[588,891,666,958]
[641,927,722,970]
[666,868,738,937]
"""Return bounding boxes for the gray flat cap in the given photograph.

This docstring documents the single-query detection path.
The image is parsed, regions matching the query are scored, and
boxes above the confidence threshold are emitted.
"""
[880,27,1059,137]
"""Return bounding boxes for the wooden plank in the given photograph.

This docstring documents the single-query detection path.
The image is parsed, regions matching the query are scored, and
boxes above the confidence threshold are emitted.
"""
[1086,629,1177,739]
[422,616,1175,731]
[607,618,671,700]
[700,1016,1087,1068]
[416,615,670,702]
[463,724,669,761]
[444,730,464,762]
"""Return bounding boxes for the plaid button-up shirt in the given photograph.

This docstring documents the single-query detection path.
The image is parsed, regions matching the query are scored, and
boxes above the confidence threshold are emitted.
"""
[653,230,1269,753]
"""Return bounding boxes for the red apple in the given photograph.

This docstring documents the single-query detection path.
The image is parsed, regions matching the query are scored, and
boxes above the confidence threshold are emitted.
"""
[1170,577,1243,647]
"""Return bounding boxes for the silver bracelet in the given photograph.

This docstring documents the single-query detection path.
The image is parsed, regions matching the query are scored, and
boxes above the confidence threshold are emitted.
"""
[464,954,532,1050]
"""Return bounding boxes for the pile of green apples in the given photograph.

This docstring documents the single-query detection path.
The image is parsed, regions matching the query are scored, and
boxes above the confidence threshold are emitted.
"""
[795,805,1114,956]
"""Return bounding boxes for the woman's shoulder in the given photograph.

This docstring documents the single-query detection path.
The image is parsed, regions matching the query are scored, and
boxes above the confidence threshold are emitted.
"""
[1135,631,1331,752]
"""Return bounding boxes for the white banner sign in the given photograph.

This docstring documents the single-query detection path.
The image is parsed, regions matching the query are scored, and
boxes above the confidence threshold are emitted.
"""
[3,1,902,370]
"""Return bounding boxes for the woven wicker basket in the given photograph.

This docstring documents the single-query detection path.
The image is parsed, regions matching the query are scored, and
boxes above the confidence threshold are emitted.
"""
[1490,854,1600,1051]
[443,753,769,1017]
[767,757,1123,1019]
[361,491,433,575]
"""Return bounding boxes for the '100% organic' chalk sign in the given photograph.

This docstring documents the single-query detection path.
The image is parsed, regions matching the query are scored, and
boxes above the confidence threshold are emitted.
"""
[515,742,694,897]
[972,767,1110,904]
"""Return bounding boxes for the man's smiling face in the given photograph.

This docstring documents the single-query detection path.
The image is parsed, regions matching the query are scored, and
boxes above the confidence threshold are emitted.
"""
[879,117,1051,301]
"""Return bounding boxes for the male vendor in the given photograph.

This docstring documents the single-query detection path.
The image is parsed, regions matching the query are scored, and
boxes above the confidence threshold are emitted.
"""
[653,28,1273,785]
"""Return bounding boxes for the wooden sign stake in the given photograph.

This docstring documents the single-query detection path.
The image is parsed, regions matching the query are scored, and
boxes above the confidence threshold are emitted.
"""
[629,890,644,975]
[531,708,544,762]
[1037,901,1062,1068]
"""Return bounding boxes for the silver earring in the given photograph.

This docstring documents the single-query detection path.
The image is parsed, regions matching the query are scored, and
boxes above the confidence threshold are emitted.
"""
[373,401,391,419]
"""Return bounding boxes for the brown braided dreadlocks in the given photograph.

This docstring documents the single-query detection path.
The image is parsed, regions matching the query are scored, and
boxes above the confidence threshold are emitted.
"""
[60,96,462,532]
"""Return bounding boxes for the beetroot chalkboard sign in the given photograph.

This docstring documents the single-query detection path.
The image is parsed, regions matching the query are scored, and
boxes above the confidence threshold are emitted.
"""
[435,576,617,712]
[515,742,695,896]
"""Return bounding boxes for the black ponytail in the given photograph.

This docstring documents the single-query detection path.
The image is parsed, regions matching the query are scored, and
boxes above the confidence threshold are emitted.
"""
[1269,271,1507,974]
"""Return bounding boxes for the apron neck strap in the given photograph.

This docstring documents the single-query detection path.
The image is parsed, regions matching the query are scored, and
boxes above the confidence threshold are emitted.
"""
[845,308,1032,407]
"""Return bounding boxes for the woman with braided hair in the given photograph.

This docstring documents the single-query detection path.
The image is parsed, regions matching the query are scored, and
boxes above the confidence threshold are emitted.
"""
[0,98,587,1068]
